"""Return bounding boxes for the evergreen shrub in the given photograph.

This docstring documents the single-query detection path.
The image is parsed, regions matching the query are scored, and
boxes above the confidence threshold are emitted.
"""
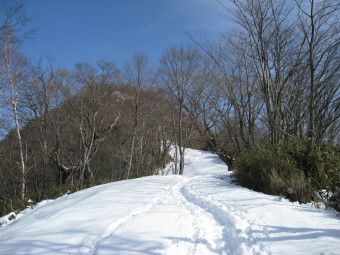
[235,140,339,208]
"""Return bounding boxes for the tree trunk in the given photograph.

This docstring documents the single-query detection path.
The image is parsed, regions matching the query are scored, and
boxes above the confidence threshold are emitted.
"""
[126,128,137,180]
[12,100,26,200]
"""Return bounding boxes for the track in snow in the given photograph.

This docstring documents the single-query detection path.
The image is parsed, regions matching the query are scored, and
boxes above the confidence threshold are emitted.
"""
[159,177,226,255]
[80,188,166,254]
[81,175,267,255]
[180,176,268,255]
[3,149,337,255]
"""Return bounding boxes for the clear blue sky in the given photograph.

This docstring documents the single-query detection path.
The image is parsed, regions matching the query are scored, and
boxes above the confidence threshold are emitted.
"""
[2,0,226,69]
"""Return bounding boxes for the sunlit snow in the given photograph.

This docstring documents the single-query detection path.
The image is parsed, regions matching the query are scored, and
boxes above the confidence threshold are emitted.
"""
[0,148,339,254]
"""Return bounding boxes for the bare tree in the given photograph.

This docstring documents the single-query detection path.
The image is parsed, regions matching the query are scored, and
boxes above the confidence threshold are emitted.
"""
[22,58,70,197]
[296,0,340,141]
[72,61,122,188]
[186,30,266,168]
[227,0,304,144]
[0,4,33,200]
[159,47,201,175]
[0,4,33,46]
[123,53,154,179]
[0,46,31,200]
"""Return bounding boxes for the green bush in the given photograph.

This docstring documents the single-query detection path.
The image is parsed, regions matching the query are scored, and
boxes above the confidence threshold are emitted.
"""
[285,139,340,193]
[235,140,339,207]
[0,198,27,216]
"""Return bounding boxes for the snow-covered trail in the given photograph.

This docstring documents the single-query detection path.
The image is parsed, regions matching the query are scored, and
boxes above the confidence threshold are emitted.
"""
[0,149,339,255]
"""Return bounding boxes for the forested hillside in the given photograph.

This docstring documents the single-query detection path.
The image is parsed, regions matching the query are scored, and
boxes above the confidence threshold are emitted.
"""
[0,0,339,216]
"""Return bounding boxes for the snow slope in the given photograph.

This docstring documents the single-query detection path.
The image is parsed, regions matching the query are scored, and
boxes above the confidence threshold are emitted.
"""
[0,149,339,255]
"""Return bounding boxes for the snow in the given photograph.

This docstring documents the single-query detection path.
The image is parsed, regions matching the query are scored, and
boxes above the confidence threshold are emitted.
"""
[0,148,339,255]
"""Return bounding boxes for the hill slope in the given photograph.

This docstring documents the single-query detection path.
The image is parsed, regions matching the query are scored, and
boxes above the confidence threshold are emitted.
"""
[0,149,339,255]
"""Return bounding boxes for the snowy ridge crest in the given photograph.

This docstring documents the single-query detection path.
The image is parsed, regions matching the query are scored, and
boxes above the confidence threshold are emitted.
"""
[0,148,339,255]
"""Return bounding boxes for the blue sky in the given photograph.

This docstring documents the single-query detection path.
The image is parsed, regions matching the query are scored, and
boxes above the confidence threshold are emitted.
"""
[2,0,226,69]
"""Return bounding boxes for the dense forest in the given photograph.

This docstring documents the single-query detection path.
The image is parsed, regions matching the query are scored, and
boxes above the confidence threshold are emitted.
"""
[0,0,339,215]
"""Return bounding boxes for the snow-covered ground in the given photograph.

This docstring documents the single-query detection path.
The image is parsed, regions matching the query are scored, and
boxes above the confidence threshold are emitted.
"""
[0,148,339,255]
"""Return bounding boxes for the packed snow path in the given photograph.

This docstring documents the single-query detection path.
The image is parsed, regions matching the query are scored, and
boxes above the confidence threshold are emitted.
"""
[0,149,339,254]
